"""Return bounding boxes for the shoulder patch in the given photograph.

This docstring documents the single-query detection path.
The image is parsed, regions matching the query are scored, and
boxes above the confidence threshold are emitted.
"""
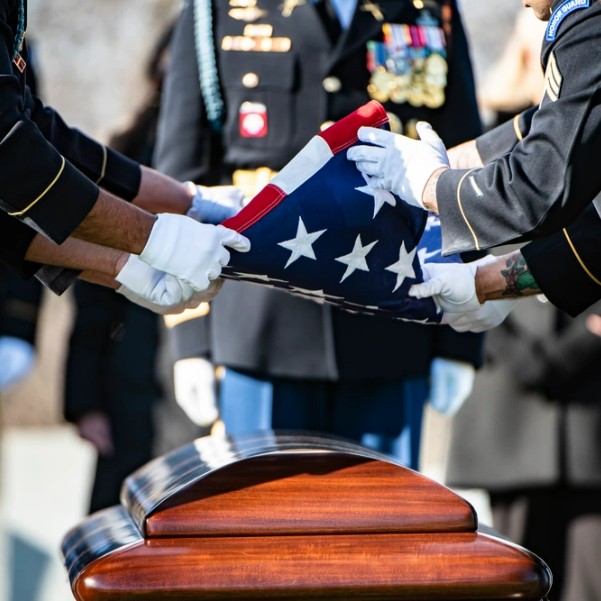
[544,52,562,101]
[545,0,590,41]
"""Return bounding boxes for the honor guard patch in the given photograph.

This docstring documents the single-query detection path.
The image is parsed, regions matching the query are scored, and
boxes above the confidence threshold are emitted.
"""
[221,100,467,323]
[545,0,590,41]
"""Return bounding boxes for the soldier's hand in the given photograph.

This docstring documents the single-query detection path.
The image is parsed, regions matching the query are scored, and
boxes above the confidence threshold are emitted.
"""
[441,299,520,333]
[173,357,219,427]
[139,213,250,292]
[347,122,449,208]
[409,255,499,313]
[186,183,244,224]
[116,253,196,312]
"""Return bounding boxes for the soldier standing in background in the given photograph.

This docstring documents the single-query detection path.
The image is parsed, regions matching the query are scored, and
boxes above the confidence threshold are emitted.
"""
[155,0,486,469]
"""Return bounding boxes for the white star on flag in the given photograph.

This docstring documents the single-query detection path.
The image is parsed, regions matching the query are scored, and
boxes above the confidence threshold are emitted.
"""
[335,234,378,282]
[356,174,397,217]
[386,241,417,292]
[278,217,327,268]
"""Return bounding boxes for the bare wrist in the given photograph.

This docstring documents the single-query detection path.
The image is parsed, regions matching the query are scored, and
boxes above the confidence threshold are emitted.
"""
[422,168,446,213]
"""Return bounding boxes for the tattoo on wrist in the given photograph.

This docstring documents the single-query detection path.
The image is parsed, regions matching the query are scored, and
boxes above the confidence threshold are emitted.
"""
[500,253,541,297]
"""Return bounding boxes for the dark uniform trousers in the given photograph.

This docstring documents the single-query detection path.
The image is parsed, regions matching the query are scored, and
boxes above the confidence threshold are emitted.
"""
[155,0,484,469]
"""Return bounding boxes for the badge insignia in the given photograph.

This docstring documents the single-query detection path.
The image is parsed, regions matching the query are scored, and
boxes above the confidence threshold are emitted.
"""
[545,0,590,41]
[366,20,447,107]
[229,6,268,21]
[544,52,562,101]
[12,53,26,73]
[239,101,268,137]
[360,1,385,21]
[280,0,305,17]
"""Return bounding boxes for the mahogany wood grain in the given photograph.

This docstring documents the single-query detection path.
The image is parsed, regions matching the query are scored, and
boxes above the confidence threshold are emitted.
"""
[74,531,551,601]
[144,454,476,537]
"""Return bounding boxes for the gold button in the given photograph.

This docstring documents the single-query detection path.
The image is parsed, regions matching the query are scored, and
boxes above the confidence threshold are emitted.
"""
[242,72,260,88]
[320,121,335,131]
[322,76,341,93]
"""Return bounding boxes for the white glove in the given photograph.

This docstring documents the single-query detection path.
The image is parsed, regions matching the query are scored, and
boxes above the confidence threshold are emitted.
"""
[429,357,475,417]
[0,336,36,392]
[409,255,498,314]
[441,298,521,333]
[346,122,450,208]
[173,357,219,427]
[186,183,245,224]
[117,276,224,315]
[116,253,195,309]
[139,213,250,292]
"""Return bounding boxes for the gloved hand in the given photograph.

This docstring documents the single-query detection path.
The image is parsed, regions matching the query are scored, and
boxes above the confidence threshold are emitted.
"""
[409,254,498,314]
[117,277,224,315]
[116,253,196,310]
[346,122,449,208]
[441,298,521,333]
[186,182,245,224]
[0,336,36,392]
[173,357,219,427]
[139,213,250,292]
[428,357,475,417]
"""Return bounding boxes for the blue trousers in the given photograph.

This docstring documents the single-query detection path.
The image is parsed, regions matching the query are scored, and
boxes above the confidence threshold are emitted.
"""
[219,368,428,470]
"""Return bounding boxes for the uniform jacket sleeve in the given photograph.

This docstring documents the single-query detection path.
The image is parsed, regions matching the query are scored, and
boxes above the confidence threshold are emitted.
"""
[23,87,141,201]
[0,24,98,244]
[522,202,601,317]
[437,4,601,254]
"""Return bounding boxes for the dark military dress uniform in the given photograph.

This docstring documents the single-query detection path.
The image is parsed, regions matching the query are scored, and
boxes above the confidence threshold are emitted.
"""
[155,0,484,468]
[0,0,140,278]
[522,201,601,316]
[436,0,601,254]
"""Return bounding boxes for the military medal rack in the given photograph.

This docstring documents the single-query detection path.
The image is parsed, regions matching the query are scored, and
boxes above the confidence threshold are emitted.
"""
[62,432,552,600]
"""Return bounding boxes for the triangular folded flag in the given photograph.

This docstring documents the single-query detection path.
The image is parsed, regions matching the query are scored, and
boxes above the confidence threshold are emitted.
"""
[221,100,461,324]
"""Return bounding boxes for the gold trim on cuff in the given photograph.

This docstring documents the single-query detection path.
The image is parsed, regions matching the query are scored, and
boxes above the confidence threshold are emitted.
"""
[512,114,523,141]
[562,228,601,287]
[456,168,480,251]
[8,156,66,217]
[95,144,107,185]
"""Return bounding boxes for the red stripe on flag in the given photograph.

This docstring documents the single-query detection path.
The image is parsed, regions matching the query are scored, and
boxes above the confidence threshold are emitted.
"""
[319,100,389,154]
[222,183,287,233]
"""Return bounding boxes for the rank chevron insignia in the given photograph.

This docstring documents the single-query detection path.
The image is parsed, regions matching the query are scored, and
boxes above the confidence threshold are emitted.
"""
[221,100,464,323]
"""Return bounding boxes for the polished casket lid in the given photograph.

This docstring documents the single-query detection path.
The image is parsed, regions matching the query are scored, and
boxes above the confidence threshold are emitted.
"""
[62,431,552,601]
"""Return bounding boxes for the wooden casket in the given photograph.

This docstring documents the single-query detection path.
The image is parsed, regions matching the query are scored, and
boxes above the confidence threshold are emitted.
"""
[61,431,552,600]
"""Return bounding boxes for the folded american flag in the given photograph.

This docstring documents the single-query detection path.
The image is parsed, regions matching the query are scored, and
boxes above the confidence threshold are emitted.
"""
[221,100,460,323]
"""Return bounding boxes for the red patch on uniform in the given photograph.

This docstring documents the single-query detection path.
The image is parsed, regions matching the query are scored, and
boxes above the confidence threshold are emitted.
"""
[239,102,268,137]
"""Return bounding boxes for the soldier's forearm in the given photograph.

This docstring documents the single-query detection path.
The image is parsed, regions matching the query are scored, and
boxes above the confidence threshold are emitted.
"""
[132,165,193,215]
[26,233,129,283]
[475,250,542,302]
[71,189,157,255]
[447,139,483,170]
